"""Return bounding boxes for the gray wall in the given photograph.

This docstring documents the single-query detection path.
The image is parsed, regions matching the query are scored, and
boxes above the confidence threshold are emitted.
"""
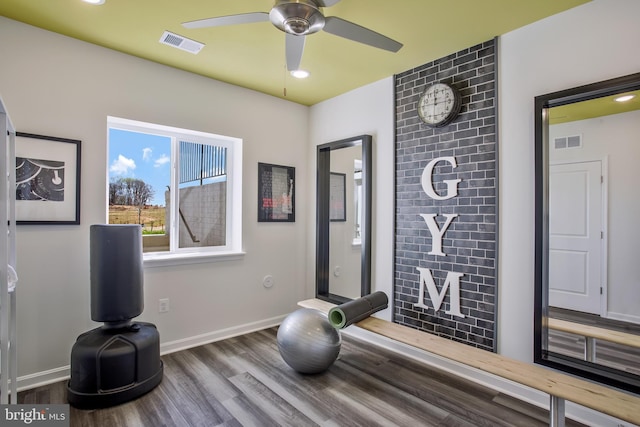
[0,16,309,386]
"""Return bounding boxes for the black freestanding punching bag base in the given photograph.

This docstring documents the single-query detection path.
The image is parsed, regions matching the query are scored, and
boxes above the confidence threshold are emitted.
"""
[67,322,163,409]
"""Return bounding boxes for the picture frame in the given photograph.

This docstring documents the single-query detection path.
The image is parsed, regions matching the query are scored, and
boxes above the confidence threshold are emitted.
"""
[329,172,346,221]
[257,162,295,222]
[15,132,81,225]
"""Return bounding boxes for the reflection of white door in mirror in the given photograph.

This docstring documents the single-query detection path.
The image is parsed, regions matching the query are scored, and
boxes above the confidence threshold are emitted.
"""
[535,72,640,393]
[548,161,602,314]
[353,158,362,244]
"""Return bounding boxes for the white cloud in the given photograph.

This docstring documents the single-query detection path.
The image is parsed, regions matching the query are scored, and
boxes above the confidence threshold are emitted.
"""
[142,147,152,161]
[154,154,170,168]
[110,154,136,175]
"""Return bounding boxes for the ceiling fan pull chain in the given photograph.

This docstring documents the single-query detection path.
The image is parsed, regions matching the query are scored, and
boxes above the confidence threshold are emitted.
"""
[283,64,288,97]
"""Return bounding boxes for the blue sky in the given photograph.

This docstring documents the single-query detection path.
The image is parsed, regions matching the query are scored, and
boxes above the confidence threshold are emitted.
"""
[108,128,171,206]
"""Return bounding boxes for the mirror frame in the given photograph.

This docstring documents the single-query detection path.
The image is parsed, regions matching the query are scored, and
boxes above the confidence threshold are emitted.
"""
[316,135,372,304]
[534,72,640,393]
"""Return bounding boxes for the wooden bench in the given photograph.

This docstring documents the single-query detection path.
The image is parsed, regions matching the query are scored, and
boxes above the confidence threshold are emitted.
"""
[298,298,640,427]
[548,317,640,363]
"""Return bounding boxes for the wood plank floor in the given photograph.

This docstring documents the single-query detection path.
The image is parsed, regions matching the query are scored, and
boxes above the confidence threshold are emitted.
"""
[19,327,587,427]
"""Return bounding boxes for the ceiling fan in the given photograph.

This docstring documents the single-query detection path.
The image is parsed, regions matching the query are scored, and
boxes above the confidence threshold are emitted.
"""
[182,0,403,72]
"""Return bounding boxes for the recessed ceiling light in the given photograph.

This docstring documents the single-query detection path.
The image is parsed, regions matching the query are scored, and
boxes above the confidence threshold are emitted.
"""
[290,69,310,79]
[614,94,635,102]
[83,0,105,4]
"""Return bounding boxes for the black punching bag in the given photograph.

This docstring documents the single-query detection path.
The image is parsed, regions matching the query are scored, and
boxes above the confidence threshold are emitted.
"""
[90,224,143,324]
[68,224,163,409]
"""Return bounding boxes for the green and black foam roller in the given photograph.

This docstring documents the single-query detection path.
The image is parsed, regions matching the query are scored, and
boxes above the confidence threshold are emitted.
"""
[328,291,388,329]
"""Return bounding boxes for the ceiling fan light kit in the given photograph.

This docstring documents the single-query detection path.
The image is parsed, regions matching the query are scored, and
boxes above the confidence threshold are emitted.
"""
[270,0,325,36]
[290,69,310,79]
[615,94,635,102]
[182,0,402,72]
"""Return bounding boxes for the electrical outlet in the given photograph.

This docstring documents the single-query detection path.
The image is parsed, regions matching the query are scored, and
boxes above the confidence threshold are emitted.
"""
[158,298,170,313]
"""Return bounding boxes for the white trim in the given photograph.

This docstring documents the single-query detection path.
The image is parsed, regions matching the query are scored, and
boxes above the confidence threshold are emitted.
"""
[143,250,245,268]
[159,315,285,355]
[107,116,240,145]
[228,139,243,253]
[17,366,70,393]
[600,156,609,318]
[605,311,640,325]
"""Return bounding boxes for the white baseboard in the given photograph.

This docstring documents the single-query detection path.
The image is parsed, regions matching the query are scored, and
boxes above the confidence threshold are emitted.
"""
[606,311,640,326]
[342,326,636,427]
[16,315,286,392]
[159,315,285,355]
[17,366,70,393]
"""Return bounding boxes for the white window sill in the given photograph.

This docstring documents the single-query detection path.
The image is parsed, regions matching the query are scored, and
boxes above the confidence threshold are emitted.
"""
[143,250,245,268]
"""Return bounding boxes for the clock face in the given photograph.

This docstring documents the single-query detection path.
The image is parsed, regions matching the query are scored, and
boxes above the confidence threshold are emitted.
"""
[418,83,461,127]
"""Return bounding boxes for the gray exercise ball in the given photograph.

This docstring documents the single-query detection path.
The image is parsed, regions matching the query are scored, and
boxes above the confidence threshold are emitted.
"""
[277,308,342,374]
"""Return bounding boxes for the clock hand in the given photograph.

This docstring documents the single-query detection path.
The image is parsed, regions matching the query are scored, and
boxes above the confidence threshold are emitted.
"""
[432,90,437,120]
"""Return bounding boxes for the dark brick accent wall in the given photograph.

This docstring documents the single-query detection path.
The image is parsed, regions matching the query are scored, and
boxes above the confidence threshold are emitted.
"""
[394,39,498,352]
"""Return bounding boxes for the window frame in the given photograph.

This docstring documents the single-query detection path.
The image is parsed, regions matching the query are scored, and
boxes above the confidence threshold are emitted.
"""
[107,116,244,267]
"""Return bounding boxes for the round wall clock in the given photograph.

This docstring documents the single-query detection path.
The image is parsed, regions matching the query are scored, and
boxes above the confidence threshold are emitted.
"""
[417,82,462,127]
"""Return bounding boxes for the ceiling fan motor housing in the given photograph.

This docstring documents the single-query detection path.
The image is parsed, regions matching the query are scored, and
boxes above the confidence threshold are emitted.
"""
[270,0,326,35]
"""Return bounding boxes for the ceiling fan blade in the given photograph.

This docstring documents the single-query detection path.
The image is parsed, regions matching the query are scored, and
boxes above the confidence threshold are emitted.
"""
[315,0,342,6]
[286,34,305,71]
[323,16,402,52]
[182,12,269,30]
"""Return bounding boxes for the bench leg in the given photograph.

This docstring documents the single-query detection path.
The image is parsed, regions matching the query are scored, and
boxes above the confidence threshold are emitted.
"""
[550,395,566,427]
[585,337,596,362]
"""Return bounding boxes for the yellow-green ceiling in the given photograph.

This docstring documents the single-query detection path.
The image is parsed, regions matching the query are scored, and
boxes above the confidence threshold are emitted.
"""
[549,90,640,125]
[0,0,590,106]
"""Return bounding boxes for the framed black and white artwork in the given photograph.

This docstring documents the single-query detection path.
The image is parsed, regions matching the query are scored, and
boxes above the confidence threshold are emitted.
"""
[16,132,81,225]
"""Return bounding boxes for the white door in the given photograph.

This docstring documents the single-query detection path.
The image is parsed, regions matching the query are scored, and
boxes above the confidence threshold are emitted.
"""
[548,161,602,314]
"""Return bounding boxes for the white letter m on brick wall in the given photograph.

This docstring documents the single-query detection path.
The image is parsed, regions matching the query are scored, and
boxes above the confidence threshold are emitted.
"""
[415,267,465,318]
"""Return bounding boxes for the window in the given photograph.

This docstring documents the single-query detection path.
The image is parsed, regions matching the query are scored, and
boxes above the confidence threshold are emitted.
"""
[107,116,242,264]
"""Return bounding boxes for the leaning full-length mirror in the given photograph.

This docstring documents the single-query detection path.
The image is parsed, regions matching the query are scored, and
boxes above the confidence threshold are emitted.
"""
[316,135,372,304]
[535,72,640,393]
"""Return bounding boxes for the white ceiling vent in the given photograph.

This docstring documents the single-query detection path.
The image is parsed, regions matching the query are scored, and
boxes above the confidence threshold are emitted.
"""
[553,135,582,150]
[159,31,204,54]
